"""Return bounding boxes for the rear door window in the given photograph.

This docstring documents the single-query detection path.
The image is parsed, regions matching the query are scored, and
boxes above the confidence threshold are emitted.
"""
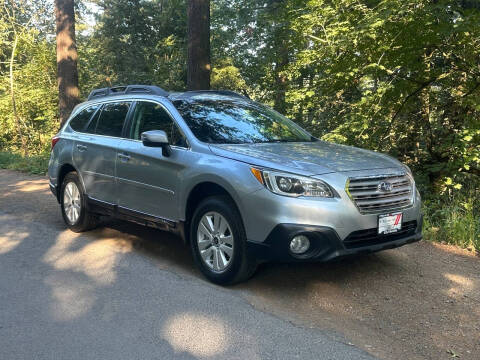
[69,105,100,132]
[89,102,131,137]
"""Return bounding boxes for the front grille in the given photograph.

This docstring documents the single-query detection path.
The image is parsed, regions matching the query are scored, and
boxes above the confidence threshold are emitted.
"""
[343,220,417,249]
[347,173,414,214]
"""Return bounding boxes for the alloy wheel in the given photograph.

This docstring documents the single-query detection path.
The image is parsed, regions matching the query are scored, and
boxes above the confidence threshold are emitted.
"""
[197,211,234,272]
[63,181,81,224]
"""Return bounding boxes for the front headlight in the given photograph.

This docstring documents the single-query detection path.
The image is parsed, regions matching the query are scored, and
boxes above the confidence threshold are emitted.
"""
[250,168,334,198]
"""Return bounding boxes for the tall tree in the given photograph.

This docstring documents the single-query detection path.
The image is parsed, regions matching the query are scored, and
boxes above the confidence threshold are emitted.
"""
[55,0,79,126]
[88,0,187,92]
[187,0,210,90]
[211,0,293,108]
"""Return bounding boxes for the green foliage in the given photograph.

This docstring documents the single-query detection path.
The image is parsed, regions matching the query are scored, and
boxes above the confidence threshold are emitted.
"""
[211,58,248,93]
[82,0,187,93]
[0,37,58,153]
[211,0,297,109]
[0,151,49,174]
[283,0,480,193]
[423,183,480,252]
[0,0,57,155]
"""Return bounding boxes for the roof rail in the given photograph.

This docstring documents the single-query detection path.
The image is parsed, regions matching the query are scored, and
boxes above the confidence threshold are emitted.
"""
[205,90,247,98]
[169,90,248,100]
[87,85,169,101]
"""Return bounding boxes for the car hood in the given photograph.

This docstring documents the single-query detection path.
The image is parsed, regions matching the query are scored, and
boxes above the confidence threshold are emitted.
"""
[209,141,403,175]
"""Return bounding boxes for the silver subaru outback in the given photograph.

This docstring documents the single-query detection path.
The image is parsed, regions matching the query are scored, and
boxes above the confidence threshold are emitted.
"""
[48,85,423,284]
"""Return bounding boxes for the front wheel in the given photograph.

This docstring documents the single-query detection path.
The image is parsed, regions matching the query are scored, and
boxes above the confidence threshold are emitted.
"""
[190,196,257,285]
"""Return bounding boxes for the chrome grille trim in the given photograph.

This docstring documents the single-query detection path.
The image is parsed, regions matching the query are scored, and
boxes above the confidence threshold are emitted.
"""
[346,173,414,214]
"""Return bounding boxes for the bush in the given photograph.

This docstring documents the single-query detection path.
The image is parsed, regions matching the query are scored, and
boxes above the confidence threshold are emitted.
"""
[0,151,50,175]
[423,190,480,253]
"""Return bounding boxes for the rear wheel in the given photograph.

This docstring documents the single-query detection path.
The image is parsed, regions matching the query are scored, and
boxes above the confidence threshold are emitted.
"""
[190,196,257,285]
[60,172,97,232]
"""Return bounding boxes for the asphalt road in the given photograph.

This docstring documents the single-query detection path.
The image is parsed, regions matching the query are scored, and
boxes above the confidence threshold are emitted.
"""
[0,169,374,360]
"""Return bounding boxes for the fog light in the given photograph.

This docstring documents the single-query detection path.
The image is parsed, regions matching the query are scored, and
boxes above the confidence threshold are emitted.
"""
[290,235,310,254]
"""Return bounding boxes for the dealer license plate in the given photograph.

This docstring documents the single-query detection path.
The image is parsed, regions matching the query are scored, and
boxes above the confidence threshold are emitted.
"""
[378,213,402,235]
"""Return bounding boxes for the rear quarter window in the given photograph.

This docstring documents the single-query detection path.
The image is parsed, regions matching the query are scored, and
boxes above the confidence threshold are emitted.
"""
[69,105,100,132]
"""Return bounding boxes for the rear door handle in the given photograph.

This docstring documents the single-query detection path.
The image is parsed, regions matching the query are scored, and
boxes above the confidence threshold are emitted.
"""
[118,153,130,162]
[77,144,87,151]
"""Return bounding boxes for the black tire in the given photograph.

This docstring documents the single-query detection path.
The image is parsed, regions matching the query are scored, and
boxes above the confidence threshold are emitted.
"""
[60,171,98,232]
[190,196,257,285]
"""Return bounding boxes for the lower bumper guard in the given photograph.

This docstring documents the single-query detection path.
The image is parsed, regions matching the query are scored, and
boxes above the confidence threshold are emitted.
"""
[247,217,423,263]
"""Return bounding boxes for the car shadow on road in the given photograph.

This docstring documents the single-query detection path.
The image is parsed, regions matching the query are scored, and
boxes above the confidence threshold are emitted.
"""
[95,218,402,289]
[91,219,199,277]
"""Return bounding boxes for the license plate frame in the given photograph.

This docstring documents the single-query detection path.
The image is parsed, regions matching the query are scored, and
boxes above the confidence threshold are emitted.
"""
[378,212,403,235]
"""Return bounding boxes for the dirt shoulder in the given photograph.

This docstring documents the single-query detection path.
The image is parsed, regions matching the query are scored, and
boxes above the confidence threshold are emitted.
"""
[240,241,480,359]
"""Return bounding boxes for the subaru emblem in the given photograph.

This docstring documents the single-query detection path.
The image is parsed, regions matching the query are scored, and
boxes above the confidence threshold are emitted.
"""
[378,181,393,192]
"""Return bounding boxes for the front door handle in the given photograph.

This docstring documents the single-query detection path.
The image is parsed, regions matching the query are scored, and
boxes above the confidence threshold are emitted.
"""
[118,153,130,162]
[77,144,87,152]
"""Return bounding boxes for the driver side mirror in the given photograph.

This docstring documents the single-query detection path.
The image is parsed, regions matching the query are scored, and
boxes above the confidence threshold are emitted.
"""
[141,130,171,157]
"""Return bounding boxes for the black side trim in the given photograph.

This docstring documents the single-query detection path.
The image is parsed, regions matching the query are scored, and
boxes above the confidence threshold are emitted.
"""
[87,196,115,216]
[86,196,176,231]
[49,183,58,201]
[117,206,176,228]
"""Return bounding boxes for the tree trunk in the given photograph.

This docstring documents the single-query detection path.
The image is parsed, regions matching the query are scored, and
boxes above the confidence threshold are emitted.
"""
[55,0,79,127]
[187,0,211,90]
[272,5,289,114]
[273,44,288,114]
[9,32,28,156]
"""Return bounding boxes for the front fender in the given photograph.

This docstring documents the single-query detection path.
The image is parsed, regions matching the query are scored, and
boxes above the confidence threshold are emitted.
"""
[178,158,263,224]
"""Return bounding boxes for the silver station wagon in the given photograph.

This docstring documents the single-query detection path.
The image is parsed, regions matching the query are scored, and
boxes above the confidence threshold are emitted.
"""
[48,85,423,284]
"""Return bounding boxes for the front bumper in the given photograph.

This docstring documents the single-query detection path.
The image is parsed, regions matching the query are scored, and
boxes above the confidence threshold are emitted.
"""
[247,215,423,262]
[239,169,422,244]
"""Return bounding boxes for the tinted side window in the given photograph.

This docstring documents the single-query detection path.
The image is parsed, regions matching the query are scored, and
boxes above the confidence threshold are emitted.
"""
[170,125,188,147]
[95,102,131,137]
[85,106,101,134]
[69,105,99,132]
[130,101,187,147]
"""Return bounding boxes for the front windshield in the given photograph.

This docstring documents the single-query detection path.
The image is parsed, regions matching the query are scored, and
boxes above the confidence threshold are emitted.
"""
[172,97,315,144]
